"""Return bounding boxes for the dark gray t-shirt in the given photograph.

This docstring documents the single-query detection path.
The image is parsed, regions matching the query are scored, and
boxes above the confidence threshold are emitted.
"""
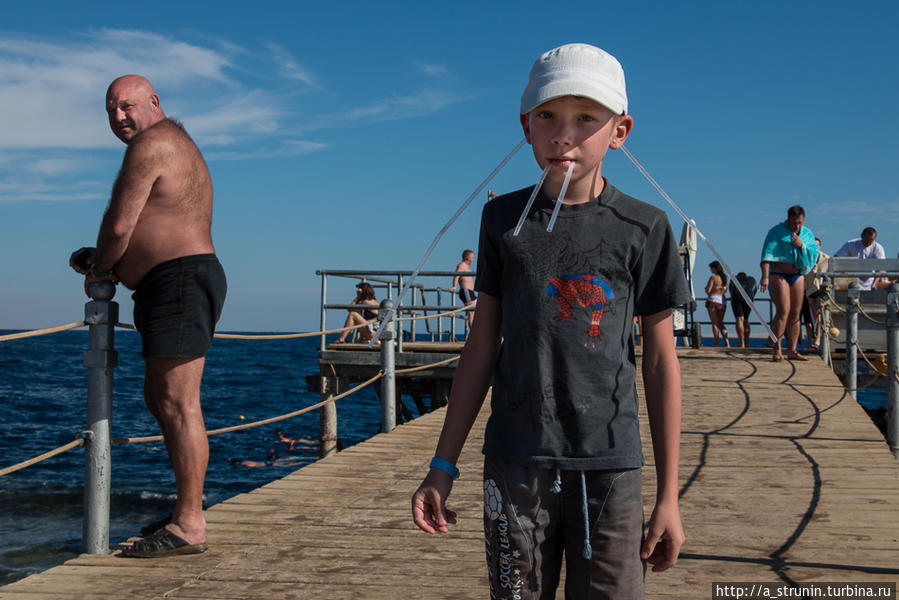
[476,181,690,470]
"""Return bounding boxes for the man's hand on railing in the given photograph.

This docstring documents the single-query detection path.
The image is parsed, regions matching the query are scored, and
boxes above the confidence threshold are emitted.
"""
[69,246,96,274]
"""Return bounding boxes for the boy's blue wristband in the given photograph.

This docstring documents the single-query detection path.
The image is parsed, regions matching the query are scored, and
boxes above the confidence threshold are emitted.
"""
[429,456,460,479]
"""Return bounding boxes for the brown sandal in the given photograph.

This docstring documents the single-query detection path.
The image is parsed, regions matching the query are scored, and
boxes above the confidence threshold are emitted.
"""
[122,527,208,558]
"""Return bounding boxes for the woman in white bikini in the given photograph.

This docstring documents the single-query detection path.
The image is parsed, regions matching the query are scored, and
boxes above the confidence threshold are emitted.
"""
[705,261,729,347]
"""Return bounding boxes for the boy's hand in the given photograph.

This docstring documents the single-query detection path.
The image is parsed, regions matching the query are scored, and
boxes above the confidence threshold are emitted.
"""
[640,499,684,572]
[411,469,457,534]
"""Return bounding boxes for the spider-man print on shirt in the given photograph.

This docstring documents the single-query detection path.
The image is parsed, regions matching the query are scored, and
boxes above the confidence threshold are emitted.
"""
[545,274,615,347]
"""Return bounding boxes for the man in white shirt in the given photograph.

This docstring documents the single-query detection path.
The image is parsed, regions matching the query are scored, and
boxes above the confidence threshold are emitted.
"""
[834,227,886,290]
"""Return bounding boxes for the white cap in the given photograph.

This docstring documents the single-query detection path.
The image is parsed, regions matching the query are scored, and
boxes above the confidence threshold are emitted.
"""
[520,43,628,115]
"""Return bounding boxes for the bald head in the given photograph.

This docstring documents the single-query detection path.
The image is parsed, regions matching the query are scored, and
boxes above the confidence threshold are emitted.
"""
[106,75,165,143]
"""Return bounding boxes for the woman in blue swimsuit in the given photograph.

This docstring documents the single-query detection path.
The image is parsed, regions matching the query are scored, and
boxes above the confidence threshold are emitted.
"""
[759,206,819,361]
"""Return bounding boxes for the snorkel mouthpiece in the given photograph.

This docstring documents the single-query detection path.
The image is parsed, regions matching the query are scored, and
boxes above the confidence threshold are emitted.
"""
[546,162,575,232]
[513,166,551,237]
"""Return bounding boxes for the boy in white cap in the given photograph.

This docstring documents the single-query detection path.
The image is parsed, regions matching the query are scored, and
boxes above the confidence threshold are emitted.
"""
[412,43,689,598]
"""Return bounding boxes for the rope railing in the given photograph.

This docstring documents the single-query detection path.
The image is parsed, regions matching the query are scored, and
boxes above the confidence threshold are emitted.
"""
[112,320,376,339]
[0,304,472,345]
[0,437,86,477]
[853,340,887,377]
[857,303,887,326]
[821,287,888,326]
[0,322,85,343]
[397,305,469,323]
[112,371,385,444]
[0,352,459,476]
[396,355,460,374]
[821,289,846,315]
[212,320,374,340]
[817,288,893,395]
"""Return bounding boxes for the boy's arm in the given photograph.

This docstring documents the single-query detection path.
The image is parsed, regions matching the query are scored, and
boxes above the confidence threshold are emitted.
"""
[412,293,502,534]
[452,262,462,290]
[639,308,685,572]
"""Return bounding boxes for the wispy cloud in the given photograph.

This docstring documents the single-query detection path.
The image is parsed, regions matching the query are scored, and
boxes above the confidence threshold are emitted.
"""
[809,200,899,235]
[0,28,468,203]
[25,158,85,176]
[0,179,107,204]
[309,89,464,131]
[0,29,324,202]
[816,200,899,216]
[0,151,107,204]
[180,92,283,146]
[0,29,240,149]
[265,42,318,87]
[414,62,452,79]
[206,140,328,161]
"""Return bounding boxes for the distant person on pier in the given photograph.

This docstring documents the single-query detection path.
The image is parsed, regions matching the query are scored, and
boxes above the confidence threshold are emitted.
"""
[759,205,818,361]
[68,75,226,557]
[834,227,886,290]
[334,282,378,343]
[704,261,729,347]
[729,272,757,348]
[451,249,477,329]
[412,43,690,598]
[802,238,829,350]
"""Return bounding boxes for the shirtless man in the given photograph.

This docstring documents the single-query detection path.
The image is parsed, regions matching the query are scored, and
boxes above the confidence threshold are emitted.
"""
[759,205,817,361]
[451,249,476,329]
[69,75,226,557]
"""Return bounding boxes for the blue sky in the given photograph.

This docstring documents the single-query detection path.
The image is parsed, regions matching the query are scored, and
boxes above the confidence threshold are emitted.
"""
[1,0,897,332]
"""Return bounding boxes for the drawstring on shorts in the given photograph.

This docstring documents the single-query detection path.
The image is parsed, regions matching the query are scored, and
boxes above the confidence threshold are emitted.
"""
[548,468,593,559]
[579,471,593,559]
[550,469,562,494]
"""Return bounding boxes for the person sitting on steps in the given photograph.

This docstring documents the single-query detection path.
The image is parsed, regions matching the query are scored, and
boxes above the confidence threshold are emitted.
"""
[335,282,379,343]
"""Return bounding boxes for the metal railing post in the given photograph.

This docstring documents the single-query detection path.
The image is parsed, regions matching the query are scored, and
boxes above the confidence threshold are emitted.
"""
[451,288,457,341]
[396,276,404,353]
[820,281,832,365]
[319,376,339,459]
[320,274,327,352]
[846,282,860,400]
[886,283,899,458]
[379,299,396,433]
[410,288,417,343]
[82,281,118,554]
[436,289,443,342]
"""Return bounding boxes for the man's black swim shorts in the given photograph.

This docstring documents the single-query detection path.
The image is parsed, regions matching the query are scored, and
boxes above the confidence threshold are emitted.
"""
[132,254,227,358]
[458,288,477,304]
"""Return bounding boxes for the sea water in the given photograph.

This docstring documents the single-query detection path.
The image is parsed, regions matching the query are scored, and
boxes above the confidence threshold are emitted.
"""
[0,329,389,585]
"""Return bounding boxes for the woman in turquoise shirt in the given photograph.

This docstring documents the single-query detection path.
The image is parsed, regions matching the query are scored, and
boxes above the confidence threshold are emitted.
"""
[759,205,818,361]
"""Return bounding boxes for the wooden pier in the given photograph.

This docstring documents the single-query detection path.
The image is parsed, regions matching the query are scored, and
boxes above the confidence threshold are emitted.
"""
[2,347,898,599]
[316,341,463,396]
